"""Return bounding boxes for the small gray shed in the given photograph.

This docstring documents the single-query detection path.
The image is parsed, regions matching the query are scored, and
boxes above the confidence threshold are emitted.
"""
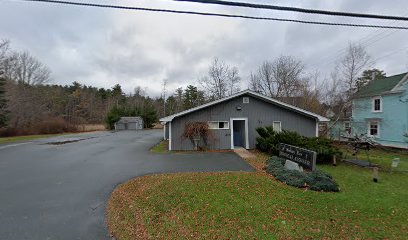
[115,117,143,130]
[160,90,329,151]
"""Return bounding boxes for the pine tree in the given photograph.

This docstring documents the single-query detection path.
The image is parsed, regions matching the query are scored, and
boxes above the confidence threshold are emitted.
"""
[183,85,205,110]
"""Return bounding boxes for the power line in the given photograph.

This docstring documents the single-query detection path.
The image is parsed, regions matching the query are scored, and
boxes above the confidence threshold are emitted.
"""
[172,0,408,21]
[12,0,408,30]
[372,46,408,62]
[307,13,408,70]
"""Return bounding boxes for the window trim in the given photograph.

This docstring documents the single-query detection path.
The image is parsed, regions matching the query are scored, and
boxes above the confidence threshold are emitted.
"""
[208,121,230,130]
[272,121,282,133]
[372,96,382,113]
[344,121,351,134]
[367,121,380,137]
[243,97,249,104]
[230,118,249,149]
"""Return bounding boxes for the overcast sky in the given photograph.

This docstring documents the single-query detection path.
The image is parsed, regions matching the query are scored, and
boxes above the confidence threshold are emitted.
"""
[1,0,407,96]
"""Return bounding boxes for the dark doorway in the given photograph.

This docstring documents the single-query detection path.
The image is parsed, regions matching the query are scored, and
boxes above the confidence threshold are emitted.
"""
[233,120,245,147]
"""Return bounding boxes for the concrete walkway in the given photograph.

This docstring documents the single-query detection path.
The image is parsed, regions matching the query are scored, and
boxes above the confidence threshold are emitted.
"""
[234,147,256,159]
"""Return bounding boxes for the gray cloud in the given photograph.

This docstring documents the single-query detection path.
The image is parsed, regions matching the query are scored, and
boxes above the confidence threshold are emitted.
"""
[1,0,407,96]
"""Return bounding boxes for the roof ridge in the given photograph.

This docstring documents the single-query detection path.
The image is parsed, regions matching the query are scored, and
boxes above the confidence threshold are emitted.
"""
[160,89,329,122]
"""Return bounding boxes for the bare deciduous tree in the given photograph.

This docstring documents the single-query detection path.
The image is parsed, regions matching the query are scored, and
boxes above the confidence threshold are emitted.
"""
[227,66,241,96]
[0,39,9,63]
[250,61,274,97]
[200,58,240,99]
[273,56,305,97]
[11,51,52,85]
[250,56,305,98]
[338,43,371,99]
[0,39,10,75]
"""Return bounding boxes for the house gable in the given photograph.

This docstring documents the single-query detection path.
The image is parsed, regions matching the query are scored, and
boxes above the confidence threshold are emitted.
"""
[160,90,328,123]
[353,72,408,99]
[168,94,318,150]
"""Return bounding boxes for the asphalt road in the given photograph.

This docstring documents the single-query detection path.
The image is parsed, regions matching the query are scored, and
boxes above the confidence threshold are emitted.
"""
[0,130,253,240]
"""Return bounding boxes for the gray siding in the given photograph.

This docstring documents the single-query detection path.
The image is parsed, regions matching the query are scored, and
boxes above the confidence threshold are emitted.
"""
[115,123,125,130]
[115,117,143,130]
[170,94,317,150]
[164,122,170,139]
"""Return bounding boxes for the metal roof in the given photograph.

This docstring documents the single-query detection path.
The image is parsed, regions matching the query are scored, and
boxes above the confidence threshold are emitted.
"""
[160,90,329,122]
[116,117,143,123]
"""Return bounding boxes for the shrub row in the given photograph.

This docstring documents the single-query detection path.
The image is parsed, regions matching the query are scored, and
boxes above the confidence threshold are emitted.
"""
[256,127,342,163]
[266,156,339,192]
[0,117,78,137]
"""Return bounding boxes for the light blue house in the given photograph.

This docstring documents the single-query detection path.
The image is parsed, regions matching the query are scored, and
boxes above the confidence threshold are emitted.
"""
[351,72,408,148]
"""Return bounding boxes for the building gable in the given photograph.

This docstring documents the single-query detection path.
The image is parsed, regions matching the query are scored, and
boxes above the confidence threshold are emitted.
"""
[160,90,328,123]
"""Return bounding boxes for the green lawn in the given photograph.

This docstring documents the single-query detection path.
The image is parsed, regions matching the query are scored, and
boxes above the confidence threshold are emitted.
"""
[337,144,408,171]
[0,134,66,144]
[107,160,408,239]
[150,140,169,154]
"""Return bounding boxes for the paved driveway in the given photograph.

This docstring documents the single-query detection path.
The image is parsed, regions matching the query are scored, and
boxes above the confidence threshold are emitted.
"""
[0,130,253,240]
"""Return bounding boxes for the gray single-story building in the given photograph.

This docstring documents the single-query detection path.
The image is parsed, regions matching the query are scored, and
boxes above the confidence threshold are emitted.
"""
[160,90,329,151]
[115,117,143,130]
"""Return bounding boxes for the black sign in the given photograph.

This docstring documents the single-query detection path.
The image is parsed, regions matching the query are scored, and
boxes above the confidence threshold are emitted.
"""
[279,143,316,171]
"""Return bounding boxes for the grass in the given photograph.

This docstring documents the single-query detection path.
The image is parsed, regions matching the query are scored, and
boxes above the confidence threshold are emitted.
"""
[0,133,66,144]
[150,140,169,154]
[337,144,408,171]
[107,152,408,239]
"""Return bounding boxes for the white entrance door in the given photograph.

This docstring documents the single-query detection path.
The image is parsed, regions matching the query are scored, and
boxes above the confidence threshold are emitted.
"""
[230,118,249,149]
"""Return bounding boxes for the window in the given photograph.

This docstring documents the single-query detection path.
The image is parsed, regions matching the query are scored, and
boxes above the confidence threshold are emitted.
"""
[208,121,229,129]
[243,97,249,104]
[372,97,382,112]
[368,121,379,137]
[273,121,282,133]
[344,122,351,134]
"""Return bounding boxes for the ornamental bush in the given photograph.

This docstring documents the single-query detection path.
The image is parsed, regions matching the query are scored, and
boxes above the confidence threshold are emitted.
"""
[256,127,342,163]
[266,156,339,192]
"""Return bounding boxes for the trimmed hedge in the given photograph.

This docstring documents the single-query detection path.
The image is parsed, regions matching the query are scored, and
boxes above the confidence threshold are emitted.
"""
[266,156,339,192]
[256,127,342,163]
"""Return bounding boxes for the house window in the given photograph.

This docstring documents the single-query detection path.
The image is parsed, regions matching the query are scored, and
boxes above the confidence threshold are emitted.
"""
[344,122,351,134]
[273,121,282,133]
[243,97,249,104]
[368,121,379,137]
[208,121,229,129]
[372,97,382,112]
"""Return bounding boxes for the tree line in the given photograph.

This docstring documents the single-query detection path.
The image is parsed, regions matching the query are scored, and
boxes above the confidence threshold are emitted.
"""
[0,38,387,136]
[0,40,161,135]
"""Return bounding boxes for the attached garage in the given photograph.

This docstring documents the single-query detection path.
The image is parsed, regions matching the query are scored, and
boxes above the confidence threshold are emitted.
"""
[114,117,143,130]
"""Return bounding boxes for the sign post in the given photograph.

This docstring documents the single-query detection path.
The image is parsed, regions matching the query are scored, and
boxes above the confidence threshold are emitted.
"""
[279,143,317,171]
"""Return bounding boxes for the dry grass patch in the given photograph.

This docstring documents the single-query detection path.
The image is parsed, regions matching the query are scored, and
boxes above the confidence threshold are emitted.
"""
[241,150,269,172]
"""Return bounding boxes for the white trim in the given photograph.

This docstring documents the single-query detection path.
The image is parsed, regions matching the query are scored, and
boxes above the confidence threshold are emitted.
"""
[367,121,380,137]
[159,90,329,122]
[391,72,408,91]
[315,121,319,137]
[372,96,382,112]
[230,118,249,149]
[208,121,229,129]
[272,121,282,133]
[243,97,249,104]
[169,122,172,151]
[163,124,166,140]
